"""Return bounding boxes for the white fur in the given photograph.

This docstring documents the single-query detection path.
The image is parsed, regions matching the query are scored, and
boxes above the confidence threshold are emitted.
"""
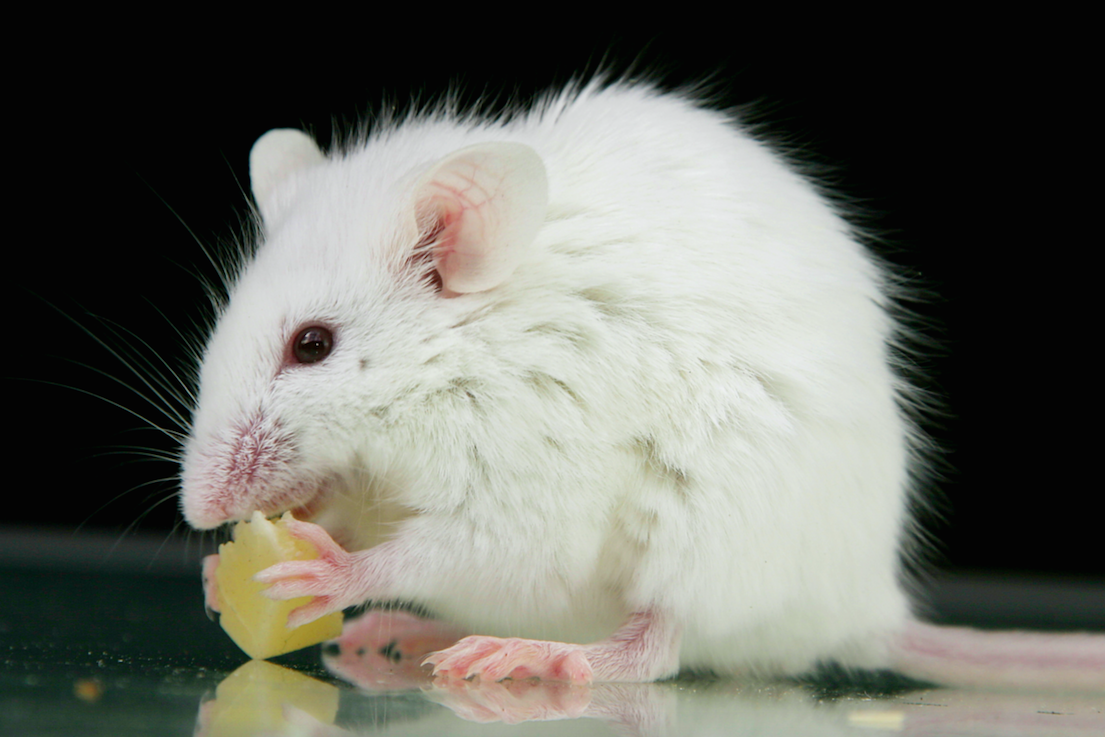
[181,81,920,678]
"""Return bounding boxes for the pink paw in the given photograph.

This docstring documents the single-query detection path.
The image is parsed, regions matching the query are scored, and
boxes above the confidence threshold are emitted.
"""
[252,518,357,628]
[425,636,593,685]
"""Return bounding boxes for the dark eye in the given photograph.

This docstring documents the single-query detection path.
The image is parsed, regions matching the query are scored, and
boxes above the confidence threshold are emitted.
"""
[291,325,333,364]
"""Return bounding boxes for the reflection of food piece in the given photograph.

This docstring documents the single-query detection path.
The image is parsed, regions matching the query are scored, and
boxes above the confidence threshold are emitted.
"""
[216,511,343,659]
[203,660,339,737]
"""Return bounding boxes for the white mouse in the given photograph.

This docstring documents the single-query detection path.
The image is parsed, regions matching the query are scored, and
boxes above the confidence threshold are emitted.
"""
[180,79,1104,690]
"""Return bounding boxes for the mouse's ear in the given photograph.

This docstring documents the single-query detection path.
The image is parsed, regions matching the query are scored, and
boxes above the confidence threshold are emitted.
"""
[250,129,326,225]
[412,142,548,294]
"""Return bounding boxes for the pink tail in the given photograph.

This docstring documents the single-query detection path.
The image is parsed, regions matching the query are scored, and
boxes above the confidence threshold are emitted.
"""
[892,620,1105,692]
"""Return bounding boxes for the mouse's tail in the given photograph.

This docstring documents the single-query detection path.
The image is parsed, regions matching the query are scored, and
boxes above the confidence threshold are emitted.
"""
[890,620,1105,692]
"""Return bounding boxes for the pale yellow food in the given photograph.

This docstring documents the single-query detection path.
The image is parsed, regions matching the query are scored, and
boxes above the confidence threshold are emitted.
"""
[216,511,343,660]
[203,660,339,737]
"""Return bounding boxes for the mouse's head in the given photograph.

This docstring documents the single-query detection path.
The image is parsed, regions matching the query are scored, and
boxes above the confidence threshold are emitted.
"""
[179,127,548,530]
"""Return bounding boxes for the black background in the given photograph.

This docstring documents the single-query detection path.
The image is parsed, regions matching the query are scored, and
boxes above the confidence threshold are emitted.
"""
[7,26,1097,579]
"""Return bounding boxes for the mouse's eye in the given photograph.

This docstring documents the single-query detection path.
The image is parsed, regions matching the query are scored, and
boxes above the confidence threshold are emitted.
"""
[291,325,333,364]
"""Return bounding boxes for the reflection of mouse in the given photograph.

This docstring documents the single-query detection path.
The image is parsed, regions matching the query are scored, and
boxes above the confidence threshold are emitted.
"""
[180,79,1104,689]
[322,609,466,690]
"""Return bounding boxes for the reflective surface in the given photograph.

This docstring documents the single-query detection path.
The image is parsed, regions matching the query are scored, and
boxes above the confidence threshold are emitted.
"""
[3,528,1103,736]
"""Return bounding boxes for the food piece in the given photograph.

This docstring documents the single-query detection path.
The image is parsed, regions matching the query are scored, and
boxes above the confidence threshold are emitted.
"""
[216,511,343,659]
[202,660,339,737]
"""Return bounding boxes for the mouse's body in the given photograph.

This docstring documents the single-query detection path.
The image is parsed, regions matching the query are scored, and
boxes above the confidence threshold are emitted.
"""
[180,80,1103,688]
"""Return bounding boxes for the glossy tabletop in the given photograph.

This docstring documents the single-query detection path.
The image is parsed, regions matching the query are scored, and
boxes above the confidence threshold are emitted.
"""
[2,528,1102,736]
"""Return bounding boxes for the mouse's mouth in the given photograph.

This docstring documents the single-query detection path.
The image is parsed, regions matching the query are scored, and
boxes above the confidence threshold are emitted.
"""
[283,478,334,522]
[288,496,324,521]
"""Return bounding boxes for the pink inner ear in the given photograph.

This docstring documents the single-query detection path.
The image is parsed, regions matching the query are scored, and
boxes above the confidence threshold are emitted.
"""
[422,173,500,295]
[428,199,465,297]
[408,199,457,297]
[408,142,547,294]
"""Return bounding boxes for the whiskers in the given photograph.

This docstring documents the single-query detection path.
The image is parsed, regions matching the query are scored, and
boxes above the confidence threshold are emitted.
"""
[28,289,207,554]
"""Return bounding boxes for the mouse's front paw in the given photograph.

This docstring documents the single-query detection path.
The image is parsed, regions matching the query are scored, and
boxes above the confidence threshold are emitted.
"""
[425,636,593,685]
[254,518,355,628]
